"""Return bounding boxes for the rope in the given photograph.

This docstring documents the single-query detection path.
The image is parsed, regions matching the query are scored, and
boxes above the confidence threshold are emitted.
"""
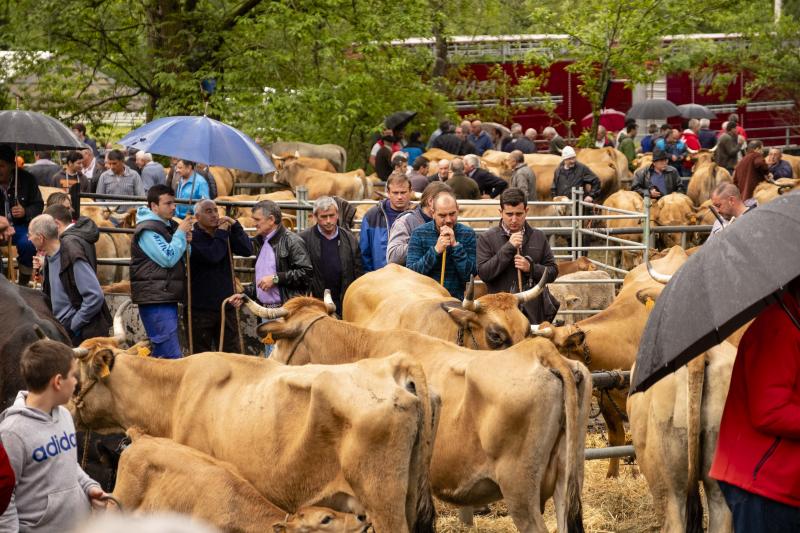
[219,296,242,353]
[81,430,91,470]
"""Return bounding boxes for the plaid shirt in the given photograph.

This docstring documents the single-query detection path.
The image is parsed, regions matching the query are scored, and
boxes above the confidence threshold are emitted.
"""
[406,221,477,299]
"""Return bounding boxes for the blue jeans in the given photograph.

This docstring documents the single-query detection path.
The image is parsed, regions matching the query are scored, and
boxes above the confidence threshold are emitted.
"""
[11,223,35,269]
[719,481,800,533]
[138,303,182,359]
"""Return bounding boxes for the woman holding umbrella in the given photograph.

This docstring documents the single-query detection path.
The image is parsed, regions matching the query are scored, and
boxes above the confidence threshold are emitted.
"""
[0,145,43,285]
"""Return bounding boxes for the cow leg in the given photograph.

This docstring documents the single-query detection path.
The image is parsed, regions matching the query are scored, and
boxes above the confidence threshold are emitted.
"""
[457,506,474,526]
[495,450,550,532]
[599,394,627,478]
[705,479,733,533]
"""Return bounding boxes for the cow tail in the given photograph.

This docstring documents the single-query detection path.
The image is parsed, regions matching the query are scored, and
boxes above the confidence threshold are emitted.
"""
[544,353,589,533]
[405,362,439,533]
[685,354,706,533]
[358,173,372,200]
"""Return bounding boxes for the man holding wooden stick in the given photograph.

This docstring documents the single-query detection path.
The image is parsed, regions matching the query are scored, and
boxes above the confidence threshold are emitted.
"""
[477,187,559,324]
[406,190,476,299]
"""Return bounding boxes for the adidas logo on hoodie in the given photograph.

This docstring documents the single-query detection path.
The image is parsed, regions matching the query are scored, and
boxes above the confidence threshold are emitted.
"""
[31,432,78,462]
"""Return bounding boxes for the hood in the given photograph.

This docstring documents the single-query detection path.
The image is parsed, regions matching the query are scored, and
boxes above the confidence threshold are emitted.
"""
[0,391,60,424]
[63,216,99,244]
[135,206,169,226]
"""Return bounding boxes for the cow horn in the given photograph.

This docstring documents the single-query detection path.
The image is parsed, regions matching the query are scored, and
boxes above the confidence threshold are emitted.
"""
[293,150,300,158]
[241,295,290,319]
[112,299,132,344]
[645,259,672,284]
[515,273,547,304]
[530,325,553,337]
[462,276,481,312]
[73,347,90,358]
[322,289,336,314]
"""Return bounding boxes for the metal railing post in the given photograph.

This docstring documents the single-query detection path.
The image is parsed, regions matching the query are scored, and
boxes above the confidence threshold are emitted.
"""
[570,188,578,260]
[297,187,309,232]
[643,194,652,254]
[576,188,584,257]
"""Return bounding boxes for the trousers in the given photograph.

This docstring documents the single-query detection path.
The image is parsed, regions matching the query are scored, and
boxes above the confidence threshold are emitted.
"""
[719,480,800,533]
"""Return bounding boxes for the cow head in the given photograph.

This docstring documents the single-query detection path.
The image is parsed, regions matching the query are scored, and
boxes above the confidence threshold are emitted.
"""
[443,275,547,349]
[272,507,371,533]
[243,293,336,352]
[531,321,587,362]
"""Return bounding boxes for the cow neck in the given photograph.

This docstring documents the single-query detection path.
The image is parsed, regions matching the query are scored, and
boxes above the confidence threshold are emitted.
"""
[575,293,648,371]
[108,353,183,436]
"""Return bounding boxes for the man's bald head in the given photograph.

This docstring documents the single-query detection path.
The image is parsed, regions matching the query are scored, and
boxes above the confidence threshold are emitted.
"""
[195,199,220,231]
[432,191,459,229]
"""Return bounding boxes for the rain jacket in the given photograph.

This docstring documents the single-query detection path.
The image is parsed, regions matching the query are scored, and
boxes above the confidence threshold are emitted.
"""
[710,291,800,507]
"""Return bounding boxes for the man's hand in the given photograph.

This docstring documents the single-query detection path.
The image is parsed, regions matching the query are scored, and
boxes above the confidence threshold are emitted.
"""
[514,254,531,273]
[435,226,455,254]
[217,216,236,232]
[88,486,109,510]
[508,231,523,249]
[10,205,24,219]
[584,196,594,204]
[228,294,244,309]
[178,215,193,233]
[0,216,14,242]
[32,254,44,272]
[257,275,275,291]
[649,188,662,199]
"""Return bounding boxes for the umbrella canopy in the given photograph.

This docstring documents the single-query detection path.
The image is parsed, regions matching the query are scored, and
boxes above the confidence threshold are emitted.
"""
[677,103,716,120]
[384,111,417,131]
[632,191,800,393]
[580,109,627,131]
[0,110,85,151]
[626,99,681,120]
[118,116,275,175]
[481,121,511,138]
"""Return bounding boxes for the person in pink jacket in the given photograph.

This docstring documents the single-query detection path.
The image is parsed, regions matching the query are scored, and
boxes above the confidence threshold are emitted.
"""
[710,277,800,532]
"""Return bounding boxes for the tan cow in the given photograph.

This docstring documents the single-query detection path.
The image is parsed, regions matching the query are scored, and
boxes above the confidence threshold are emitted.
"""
[686,159,731,206]
[420,148,458,162]
[548,270,615,325]
[456,197,570,246]
[556,256,598,277]
[276,162,370,200]
[79,204,133,284]
[628,342,736,533]
[343,264,543,350]
[576,147,627,198]
[70,343,437,533]
[266,142,347,173]
[244,295,592,533]
[650,193,697,249]
[273,154,337,173]
[602,190,645,271]
[114,429,369,533]
[214,191,296,218]
[752,177,800,205]
[538,246,689,477]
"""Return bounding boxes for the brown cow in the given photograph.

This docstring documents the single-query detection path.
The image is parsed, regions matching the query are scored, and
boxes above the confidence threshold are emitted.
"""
[650,193,697,249]
[276,162,370,200]
[273,154,337,173]
[687,158,731,206]
[243,295,592,533]
[602,190,645,271]
[70,344,437,533]
[114,429,370,533]
[556,256,598,277]
[537,246,689,477]
[752,177,800,205]
[576,147,626,198]
[342,264,544,350]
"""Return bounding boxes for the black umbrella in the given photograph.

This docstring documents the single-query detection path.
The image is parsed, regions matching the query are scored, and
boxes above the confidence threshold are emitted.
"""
[632,191,800,393]
[0,110,85,150]
[626,99,681,120]
[384,111,417,131]
[677,103,716,120]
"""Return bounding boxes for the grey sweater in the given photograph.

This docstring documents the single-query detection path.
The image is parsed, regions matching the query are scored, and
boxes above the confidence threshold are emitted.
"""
[386,206,430,265]
[0,392,99,532]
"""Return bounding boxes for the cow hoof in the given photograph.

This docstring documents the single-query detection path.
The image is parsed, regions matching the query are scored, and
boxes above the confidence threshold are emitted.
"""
[457,507,474,526]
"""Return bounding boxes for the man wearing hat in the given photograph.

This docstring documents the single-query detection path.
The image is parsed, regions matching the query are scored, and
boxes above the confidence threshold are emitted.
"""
[550,146,601,201]
[0,145,44,285]
[632,148,684,199]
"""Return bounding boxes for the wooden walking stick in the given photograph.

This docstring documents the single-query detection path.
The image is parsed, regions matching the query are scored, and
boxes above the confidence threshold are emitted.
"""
[185,171,199,355]
[516,245,524,292]
[440,248,447,286]
[227,237,245,353]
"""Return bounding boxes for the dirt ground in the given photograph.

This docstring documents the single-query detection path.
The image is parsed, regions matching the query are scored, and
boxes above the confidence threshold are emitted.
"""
[434,431,661,533]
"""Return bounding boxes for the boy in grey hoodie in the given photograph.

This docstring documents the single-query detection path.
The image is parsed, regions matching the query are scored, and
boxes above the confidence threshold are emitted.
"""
[0,339,108,532]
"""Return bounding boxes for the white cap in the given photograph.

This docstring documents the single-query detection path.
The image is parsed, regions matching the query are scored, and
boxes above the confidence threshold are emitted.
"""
[561,146,576,161]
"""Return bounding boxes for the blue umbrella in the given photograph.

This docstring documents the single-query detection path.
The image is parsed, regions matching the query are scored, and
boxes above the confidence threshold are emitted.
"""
[118,116,275,174]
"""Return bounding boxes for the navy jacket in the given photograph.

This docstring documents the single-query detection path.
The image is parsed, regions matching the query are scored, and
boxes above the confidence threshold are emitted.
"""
[189,222,253,311]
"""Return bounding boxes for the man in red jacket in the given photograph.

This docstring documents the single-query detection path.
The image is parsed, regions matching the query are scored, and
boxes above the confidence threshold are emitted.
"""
[710,277,800,532]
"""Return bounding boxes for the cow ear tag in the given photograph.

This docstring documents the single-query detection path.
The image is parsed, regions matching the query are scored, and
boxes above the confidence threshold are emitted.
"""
[99,364,111,378]
[137,346,151,358]
[262,333,275,345]
[645,297,655,311]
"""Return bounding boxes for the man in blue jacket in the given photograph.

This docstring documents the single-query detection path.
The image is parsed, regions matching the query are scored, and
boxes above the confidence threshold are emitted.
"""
[406,190,476,299]
[174,160,209,218]
[359,172,411,271]
[130,184,193,358]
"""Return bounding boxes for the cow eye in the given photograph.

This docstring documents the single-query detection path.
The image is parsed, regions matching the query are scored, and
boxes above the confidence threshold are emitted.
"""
[357,514,367,522]
[321,516,332,524]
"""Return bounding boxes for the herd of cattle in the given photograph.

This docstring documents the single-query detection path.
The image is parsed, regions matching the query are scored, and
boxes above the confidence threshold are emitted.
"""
[1,142,796,532]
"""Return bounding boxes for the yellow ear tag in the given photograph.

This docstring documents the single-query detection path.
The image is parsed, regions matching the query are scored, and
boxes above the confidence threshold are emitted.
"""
[645,297,655,311]
[262,333,275,345]
[99,364,110,378]
[137,346,151,358]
